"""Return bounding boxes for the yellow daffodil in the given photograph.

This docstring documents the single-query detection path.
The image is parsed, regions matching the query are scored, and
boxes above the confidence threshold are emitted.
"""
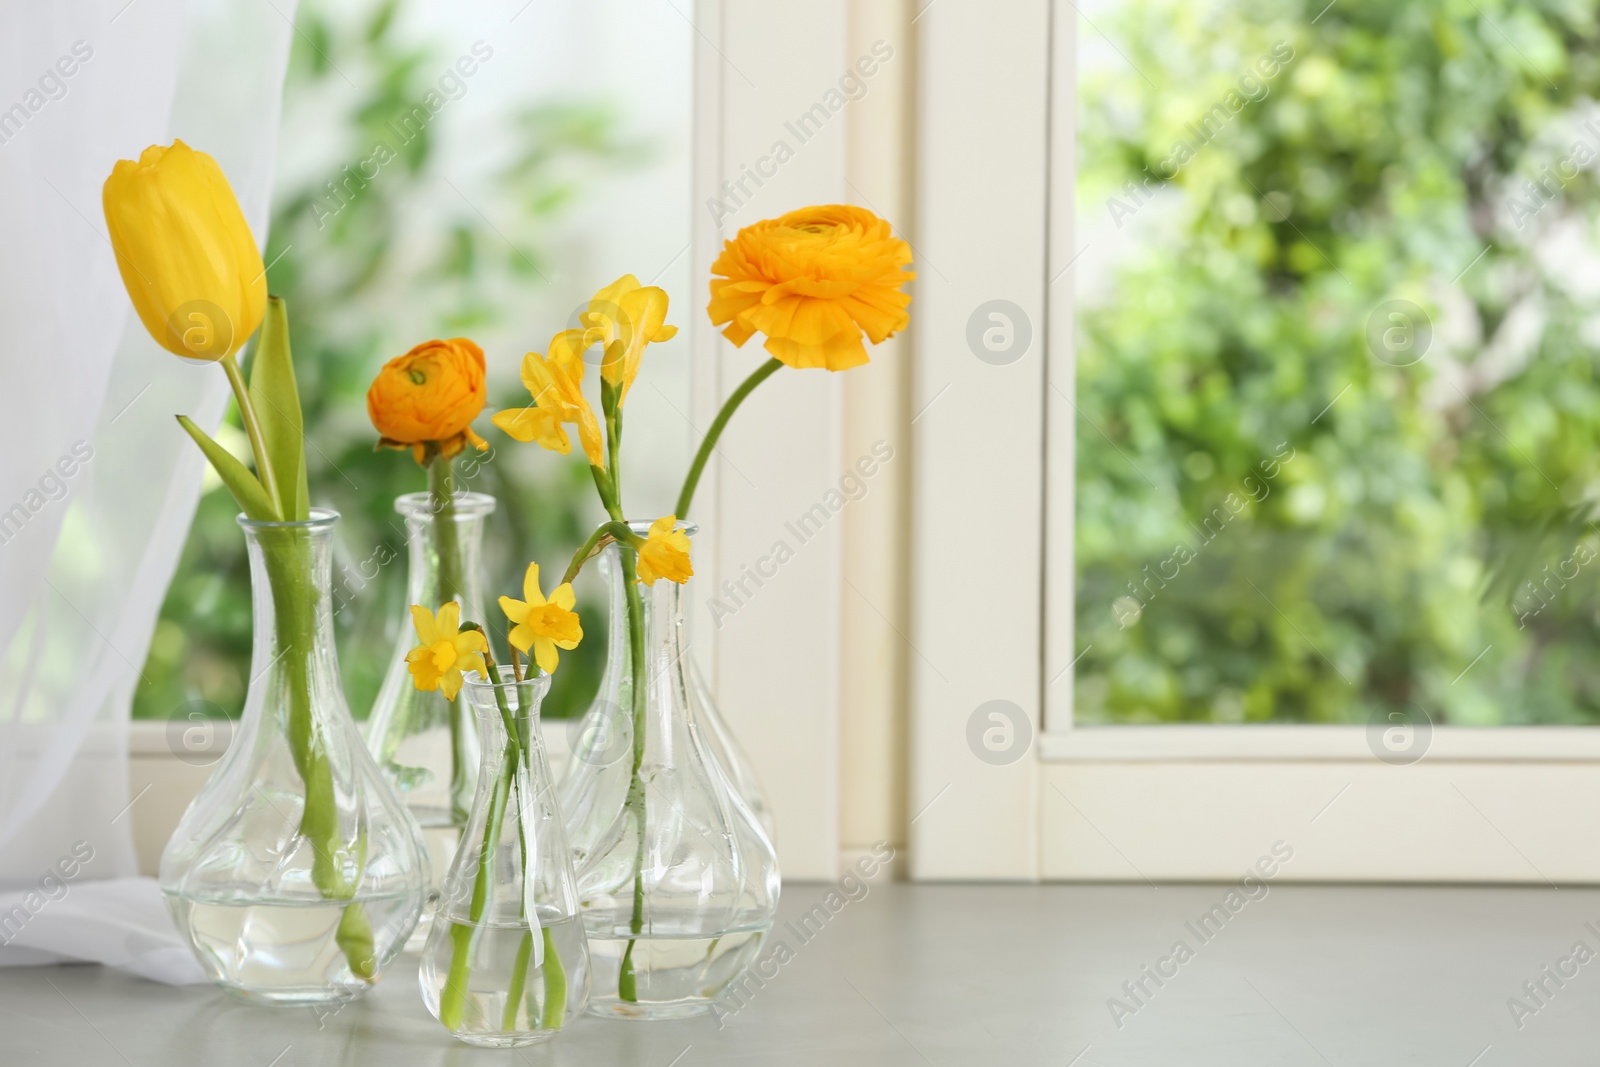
[102,140,267,362]
[499,563,583,675]
[635,515,693,586]
[492,330,606,468]
[581,275,677,406]
[405,602,489,701]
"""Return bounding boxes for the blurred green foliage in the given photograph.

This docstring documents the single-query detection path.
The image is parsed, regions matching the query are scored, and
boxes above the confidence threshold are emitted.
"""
[134,0,651,722]
[1076,0,1600,724]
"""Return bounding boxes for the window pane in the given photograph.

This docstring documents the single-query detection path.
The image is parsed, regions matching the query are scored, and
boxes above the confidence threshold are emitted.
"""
[1074,0,1600,725]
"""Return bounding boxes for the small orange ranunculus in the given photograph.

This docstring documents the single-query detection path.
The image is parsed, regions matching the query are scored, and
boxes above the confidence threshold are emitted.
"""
[708,204,915,372]
[368,338,490,464]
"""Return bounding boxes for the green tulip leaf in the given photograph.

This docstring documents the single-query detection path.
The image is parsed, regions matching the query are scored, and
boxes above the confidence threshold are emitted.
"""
[247,296,310,521]
[176,415,279,522]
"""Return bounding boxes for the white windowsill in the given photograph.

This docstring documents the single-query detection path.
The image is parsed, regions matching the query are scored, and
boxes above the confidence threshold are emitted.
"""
[1038,725,1600,762]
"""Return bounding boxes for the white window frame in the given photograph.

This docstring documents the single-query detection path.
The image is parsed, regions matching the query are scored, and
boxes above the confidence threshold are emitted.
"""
[910,0,1600,884]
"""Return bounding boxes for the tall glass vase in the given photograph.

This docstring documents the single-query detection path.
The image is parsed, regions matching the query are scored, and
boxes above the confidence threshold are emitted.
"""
[366,490,494,949]
[161,510,427,1004]
[421,666,590,1047]
[560,523,779,1020]
[571,541,776,839]
[367,490,495,829]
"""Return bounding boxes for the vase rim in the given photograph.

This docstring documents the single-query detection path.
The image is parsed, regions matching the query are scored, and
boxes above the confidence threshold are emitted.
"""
[464,664,552,698]
[236,506,340,531]
[624,518,699,538]
[394,490,497,519]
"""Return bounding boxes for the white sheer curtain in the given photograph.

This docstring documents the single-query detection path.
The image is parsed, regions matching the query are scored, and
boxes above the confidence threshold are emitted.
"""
[0,0,294,979]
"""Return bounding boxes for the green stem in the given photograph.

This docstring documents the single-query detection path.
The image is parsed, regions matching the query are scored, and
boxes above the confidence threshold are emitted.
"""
[259,526,374,979]
[595,359,650,1003]
[222,351,284,520]
[562,520,643,585]
[504,929,533,1031]
[428,454,471,824]
[539,926,566,1030]
[439,653,536,1034]
[616,543,649,1003]
[673,357,783,519]
[439,760,510,1032]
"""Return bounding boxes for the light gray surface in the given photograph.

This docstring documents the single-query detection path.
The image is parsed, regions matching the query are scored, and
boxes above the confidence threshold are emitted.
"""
[2,881,1594,1065]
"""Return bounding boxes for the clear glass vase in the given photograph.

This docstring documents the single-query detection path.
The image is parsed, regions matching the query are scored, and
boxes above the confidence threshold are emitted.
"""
[571,542,776,840]
[560,522,780,1020]
[421,666,590,1047]
[366,491,496,829]
[161,510,428,1005]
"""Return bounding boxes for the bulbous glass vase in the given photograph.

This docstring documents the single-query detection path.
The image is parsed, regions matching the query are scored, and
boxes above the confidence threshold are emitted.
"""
[160,510,427,1005]
[571,541,776,839]
[560,522,779,1020]
[421,667,590,1047]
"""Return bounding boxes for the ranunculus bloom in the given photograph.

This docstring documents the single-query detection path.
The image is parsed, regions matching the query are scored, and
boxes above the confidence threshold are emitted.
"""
[367,338,490,464]
[500,563,583,675]
[635,515,693,586]
[102,140,267,362]
[708,204,915,371]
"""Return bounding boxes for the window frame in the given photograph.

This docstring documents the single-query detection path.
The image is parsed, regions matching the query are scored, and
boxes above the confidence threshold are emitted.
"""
[910,0,1600,884]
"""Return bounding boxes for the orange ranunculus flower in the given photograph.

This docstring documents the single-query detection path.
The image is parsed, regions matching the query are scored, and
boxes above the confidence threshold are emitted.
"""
[367,338,490,464]
[708,204,915,371]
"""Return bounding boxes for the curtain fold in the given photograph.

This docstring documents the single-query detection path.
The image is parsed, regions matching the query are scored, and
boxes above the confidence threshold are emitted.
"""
[0,0,296,979]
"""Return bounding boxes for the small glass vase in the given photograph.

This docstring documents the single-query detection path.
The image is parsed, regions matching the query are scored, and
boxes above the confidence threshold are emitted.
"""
[560,522,780,1020]
[421,666,590,1047]
[366,490,496,830]
[161,510,427,1005]
[571,541,776,840]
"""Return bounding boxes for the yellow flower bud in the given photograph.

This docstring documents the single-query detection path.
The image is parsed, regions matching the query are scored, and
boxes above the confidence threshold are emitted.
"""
[101,140,267,362]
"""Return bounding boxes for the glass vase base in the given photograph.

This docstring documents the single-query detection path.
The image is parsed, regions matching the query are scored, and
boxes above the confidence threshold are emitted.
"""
[586,998,714,1021]
[453,1032,559,1049]
[583,928,768,1019]
[166,893,420,1004]
[420,913,589,1042]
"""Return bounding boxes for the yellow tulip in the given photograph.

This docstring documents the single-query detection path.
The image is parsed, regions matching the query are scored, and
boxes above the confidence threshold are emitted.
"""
[102,140,266,361]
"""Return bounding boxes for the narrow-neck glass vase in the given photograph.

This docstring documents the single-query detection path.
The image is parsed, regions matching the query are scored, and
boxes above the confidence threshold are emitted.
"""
[571,542,776,839]
[421,667,590,1047]
[560,523,780,1020]
[161,510,427,1005]
[366,490,496,830]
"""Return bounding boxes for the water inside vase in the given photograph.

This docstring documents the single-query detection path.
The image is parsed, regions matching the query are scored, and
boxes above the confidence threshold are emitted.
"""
[167,892,421,1005]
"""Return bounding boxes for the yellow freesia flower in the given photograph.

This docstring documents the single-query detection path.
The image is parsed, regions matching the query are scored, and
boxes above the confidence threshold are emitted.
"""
[499,563,583,675]
[635,515,693,586]
[405,601,489,701]
[582,275,677,406]
[491,330,606,468]
[102,140,267,362]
